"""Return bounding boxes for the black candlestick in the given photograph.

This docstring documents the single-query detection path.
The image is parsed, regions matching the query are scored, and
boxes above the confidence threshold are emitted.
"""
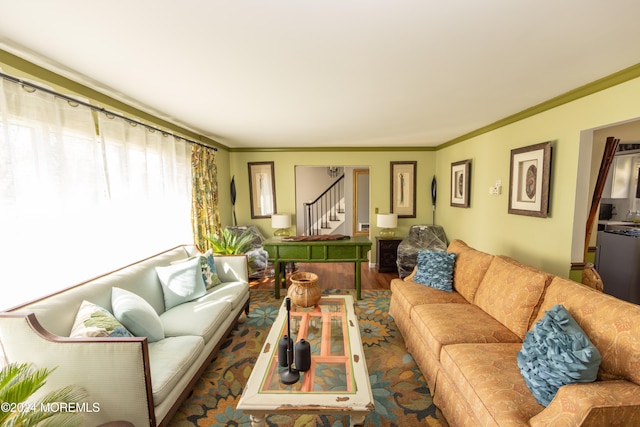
[278,335,290,367]
[280,297,300,384]
[294,338,311,372]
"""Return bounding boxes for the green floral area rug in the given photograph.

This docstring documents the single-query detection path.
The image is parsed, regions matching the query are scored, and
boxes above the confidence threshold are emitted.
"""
[169,289,447,427]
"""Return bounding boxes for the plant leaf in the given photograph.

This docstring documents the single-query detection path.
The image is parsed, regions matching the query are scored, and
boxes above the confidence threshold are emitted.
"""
[0,363,87,427]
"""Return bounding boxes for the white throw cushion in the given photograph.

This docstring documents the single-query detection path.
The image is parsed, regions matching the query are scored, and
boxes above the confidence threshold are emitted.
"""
[160,298,231,341]
[199,281,250,310]
[148,335,204,405]
[111,287,165,342]
[70,300,132,338]
[155,256,207,310]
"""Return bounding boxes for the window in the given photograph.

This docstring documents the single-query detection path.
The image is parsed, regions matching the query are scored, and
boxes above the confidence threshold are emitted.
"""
[0,78,193,310]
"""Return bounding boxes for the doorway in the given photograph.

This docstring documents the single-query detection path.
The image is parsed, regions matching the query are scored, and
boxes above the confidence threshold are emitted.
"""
[353,169,370,236]
[294,166,370,236]
[572,118,640,267]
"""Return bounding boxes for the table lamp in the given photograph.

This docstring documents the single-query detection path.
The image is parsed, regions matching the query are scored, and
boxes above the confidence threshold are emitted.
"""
[377,213,397,238]
[272,214,292,237]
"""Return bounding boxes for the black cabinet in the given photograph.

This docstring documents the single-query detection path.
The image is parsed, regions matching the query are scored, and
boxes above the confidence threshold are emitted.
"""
[376,237,402,273]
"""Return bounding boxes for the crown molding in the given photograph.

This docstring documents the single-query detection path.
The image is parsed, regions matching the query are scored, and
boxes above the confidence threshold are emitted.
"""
[227,145,436,153]
[437,62,640,150]
[3,47,639,154]
[0,49,226,151]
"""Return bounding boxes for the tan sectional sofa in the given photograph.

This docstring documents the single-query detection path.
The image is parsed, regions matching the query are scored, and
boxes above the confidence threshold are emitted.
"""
[389,239,640,426]
[0,245,250,427]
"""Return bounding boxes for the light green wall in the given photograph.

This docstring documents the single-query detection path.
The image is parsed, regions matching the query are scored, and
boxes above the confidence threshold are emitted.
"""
[226,151,435,254]
[5,48,640,276]
[226,77,640,274]
[435,76,640,277]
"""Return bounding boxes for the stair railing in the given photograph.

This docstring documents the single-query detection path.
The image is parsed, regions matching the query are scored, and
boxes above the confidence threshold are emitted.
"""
[303,175,345,235]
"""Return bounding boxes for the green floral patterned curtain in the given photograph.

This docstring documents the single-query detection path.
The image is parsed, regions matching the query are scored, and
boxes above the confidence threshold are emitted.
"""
[191,144,221,251]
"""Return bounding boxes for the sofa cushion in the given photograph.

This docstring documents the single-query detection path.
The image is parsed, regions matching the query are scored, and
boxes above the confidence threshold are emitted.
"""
[446,239,494,303]
[411,303,521,360]
[156,256,207,310]
[400,323,442,389]
[439,343,543,426]
[496,255,554,328]
[390,279,468,319]
[111,287,165,343]
[200,249,222,290]
[534,277,640,384]
[199,281,250,310]
[413,250,456,292]
[69,300,133,338]
[518,304,601,406]
[160,298,232,342]
[473,256,552,339]
[148,335,204,405]
[431,371,482,427]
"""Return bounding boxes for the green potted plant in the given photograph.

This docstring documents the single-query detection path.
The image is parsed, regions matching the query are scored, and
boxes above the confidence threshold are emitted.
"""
[0,362,87,427]
[207,228,269,277]
[206,228,254,255]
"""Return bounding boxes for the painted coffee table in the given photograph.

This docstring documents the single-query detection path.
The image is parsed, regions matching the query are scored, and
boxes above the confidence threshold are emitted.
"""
[236,295,374,427]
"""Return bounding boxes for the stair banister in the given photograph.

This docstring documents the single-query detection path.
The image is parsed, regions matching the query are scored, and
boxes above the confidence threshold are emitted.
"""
[303,175,345,235]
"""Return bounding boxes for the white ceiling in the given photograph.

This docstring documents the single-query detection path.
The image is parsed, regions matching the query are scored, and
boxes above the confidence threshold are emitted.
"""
[1,1,640,149]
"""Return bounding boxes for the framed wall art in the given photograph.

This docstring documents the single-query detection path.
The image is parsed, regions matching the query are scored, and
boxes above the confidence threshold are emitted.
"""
[451,159,471,208]
[248,161,277,219]
[390,161,417,218]
[508,141,552,217]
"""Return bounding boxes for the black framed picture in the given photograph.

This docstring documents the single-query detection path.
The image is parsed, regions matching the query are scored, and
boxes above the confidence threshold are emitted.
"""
[508,142,552,217]
[390,161,417,218]
[248,161,277,219]
[450,159,471,208]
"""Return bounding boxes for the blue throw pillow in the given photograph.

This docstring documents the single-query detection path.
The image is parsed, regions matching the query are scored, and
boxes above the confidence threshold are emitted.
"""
[517,304,601,406]
[413,250,456,292]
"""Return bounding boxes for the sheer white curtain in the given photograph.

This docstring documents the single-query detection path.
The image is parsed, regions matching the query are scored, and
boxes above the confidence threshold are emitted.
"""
[0,78,106,309]
[0,77,192,310]
[97,112,192,259]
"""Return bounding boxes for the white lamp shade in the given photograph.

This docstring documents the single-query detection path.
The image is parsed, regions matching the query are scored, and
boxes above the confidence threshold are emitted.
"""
[272,214,292,229]
[377,213,397,228]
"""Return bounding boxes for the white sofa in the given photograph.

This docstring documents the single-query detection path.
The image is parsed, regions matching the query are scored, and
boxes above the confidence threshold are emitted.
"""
[0,245,250,427]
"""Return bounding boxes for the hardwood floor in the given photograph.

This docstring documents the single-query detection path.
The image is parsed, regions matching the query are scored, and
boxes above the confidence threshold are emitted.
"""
[249,262,398,291]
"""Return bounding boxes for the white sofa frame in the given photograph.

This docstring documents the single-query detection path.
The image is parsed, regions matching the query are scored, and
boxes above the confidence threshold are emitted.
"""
[0,246,250,426]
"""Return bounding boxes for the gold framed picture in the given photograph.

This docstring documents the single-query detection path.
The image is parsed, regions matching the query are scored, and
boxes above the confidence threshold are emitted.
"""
[390,161,417,218]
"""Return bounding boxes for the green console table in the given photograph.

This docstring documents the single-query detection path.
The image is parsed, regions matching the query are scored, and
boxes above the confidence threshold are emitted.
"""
[262,236,372,300]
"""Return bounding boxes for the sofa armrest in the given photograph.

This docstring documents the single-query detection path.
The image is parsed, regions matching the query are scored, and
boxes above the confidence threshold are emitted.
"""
[0,313,154,427]
[214,254,249,283]
[530,380,640,427]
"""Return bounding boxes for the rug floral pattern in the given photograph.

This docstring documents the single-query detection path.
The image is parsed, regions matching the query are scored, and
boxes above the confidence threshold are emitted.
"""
[169,289,446,427]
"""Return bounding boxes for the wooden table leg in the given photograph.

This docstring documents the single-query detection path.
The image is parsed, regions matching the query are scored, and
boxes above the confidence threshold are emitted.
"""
[274,261,281,299]
[355,261,362,300]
